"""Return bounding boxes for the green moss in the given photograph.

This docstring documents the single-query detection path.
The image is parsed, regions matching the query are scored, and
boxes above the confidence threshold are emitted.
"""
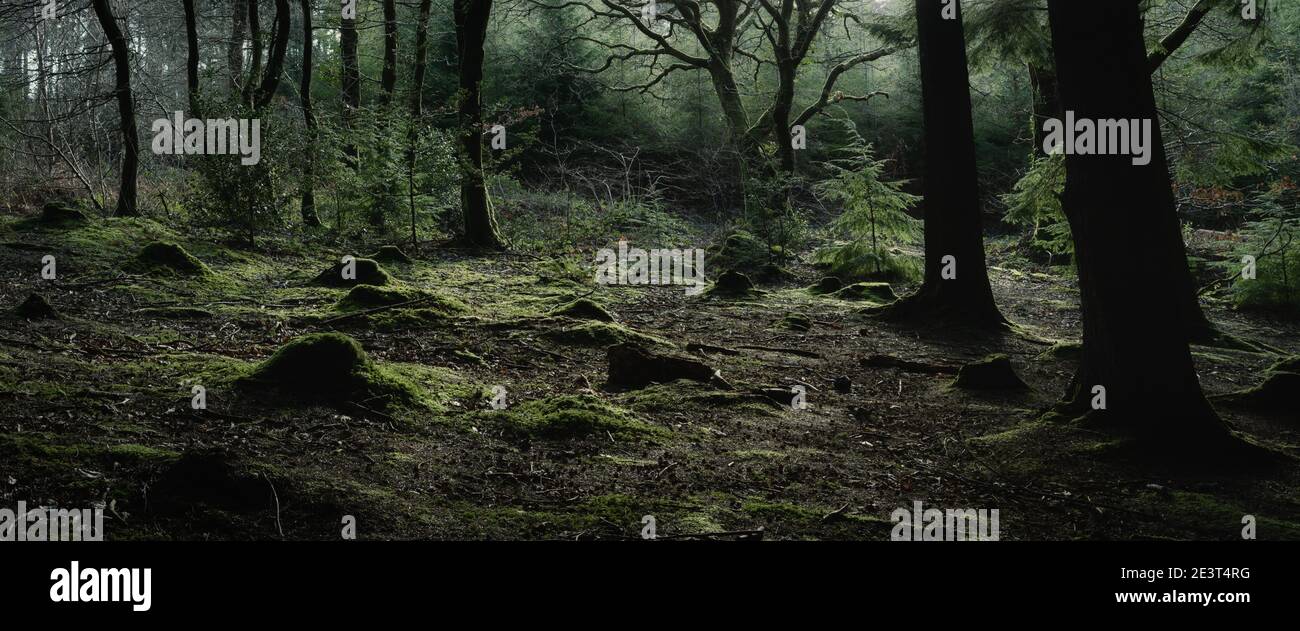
[366,245,414,265]
[542,321,670,348]
[549,298,615,322]
[311,258,392,287]
[831,282,897,303]
[487,395,666,440]
[706,230,771,273]
[137,306,214,319]
[1037,341,1081,361]
[807,276,844,295]
[239,333,424,410]
[705,270,761,298]
[618,381,779,416]
[127,241,212,277]
[38,201,88,226]
[776,312,812,332]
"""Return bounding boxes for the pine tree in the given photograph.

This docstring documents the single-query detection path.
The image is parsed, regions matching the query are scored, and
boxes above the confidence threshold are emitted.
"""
[815,121,921,282]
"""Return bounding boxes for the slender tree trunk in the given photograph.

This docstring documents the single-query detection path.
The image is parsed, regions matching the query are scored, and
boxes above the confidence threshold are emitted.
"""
[92,0,138,217]
[1046,0,1233,446]
[381,0,398,106]
[299,0,320,226]
[340,6,359,171]
[228,0,248,95]
[368,0,400,227]
[455,0,505,249]
[184,0,202,117]
[1028,63,1059,157]
[409,0,433,245]
[886,0,1003,325]
[253,0,290,110]
[244,0,263,107]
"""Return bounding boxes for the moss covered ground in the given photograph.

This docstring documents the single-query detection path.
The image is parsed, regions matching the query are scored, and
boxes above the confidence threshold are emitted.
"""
[1,215,1299,540]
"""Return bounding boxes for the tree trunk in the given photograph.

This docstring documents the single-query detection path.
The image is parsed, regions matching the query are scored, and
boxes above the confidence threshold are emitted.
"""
[253,0,290,110]
[228,0,248,95]
[1028,63,1058,157]
[887,0,1003,325]
[184,0,202,116]
[409,0,434,245]
[455,0,506,250]
[368,0,400,227]
[243,0,263,107]
[381,0,398,106]
[299,0,320,226]
[92,0,138,217]
[340,6,360,171]
[1046,0,1231,445]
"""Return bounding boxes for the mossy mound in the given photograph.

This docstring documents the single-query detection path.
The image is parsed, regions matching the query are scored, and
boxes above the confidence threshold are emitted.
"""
[127,241,211,276]
[1215,370,1300,414]
[951,354,1030,390]
[337,284,418,310]
[1037,341,1082,361]
[777,313,813,332]
[607,342,720,389]
[705,230,771,272]
[311,258,392,287]
[366,245,414,265]
[543,321,669,348]
[239,333,422,408]
[756,262,794,282]
[705,270,760,298]
[832,282,897,303]
[807,277,844,295]
[13,293,58,320]
[491,395,665,440]
[38,201,87,226]
[549,298,615,322]
[137,306,213,319]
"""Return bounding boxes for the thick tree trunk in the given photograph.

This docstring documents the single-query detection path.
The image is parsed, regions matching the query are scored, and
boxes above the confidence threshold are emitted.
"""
[92,0,138,217]
[886,0,1003,325]
[455,0,506,250]
[1046,0,1231,444]
[253,0,290,110]
[184,0,201,116]
[340,7,360,171]
[299,0,320,226]
[228,0,248,95]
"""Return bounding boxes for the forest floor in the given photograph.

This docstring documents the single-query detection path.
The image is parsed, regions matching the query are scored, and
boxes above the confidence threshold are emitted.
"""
[2,212,1299,540]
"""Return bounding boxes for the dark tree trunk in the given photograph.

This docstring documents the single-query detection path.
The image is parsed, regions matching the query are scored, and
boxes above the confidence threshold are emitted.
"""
[887,0,1003,325]
[1028,63,1059,157]
[253,0,290,110]
[183,0,201,116]
[455,0,505,250]
[244,0,262,106]
[228,0,247,95]
[1046,0,1231,445]
[299,0,320,226]
[92,0,138,217]
[340,7,360,171]
[381,0,398,106]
